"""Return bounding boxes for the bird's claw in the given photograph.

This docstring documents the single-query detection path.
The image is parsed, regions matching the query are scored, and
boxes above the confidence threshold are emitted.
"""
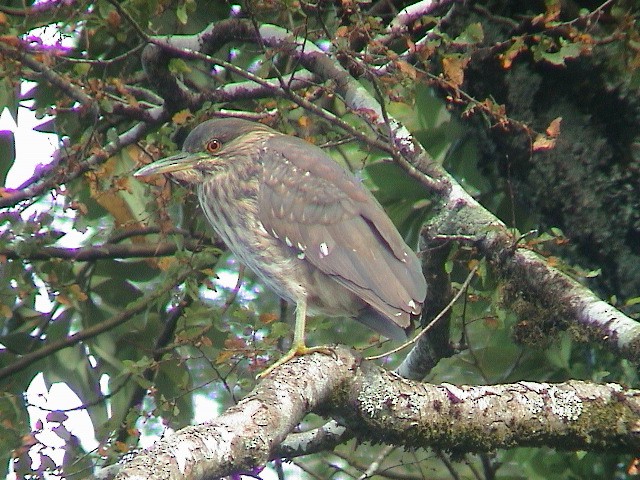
[257,344,335,379]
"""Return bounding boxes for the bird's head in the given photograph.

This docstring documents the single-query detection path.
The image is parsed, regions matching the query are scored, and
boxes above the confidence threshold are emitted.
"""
[135,118,275,184]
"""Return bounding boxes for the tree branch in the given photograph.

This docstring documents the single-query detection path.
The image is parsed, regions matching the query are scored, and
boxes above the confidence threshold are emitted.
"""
[116,348,360,480]
[274,420,351,459]
[0,41,97,116]
[425,184,640,363]
[115,348,640,480]
[335,358,640,453]
[0,239,211,261]
[0,112,164,208]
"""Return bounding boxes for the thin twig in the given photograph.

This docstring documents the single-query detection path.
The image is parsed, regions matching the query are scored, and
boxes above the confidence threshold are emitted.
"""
[366,264,478,361]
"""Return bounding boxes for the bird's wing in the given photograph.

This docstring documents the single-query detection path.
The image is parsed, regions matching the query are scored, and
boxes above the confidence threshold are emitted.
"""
[258,135,426,329]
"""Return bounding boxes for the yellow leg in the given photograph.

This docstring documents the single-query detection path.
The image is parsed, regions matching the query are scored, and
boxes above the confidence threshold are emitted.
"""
[257,298,333,378]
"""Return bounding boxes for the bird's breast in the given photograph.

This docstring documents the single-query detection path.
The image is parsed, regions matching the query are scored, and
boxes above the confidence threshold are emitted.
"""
[197,169,308,302]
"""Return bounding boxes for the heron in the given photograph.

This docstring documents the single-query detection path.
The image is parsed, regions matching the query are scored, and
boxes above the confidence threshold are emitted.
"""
[135,118,426,376]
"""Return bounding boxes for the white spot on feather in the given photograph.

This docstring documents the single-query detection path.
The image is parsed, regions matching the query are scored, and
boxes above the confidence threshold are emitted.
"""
[257,221,268,235]
[304,171,310,177]
[297,242,306,251]
[297,252,305,259]
[271,229,279,239]
[394,312,402,317]
[285,236,293,247]
[319,242,330,258]
[408,300,416,309]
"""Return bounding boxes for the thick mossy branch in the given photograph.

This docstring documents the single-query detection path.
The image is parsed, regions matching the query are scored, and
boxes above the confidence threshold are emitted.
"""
[425,184,640,364]
[333,359,640,453]
[117,348,640,480]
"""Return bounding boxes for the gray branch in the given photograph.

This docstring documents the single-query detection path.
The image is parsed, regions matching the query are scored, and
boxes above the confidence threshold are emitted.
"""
[115,348,640,480]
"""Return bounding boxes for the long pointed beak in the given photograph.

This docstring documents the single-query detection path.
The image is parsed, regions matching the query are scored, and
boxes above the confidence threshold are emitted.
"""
[134,152,209,177]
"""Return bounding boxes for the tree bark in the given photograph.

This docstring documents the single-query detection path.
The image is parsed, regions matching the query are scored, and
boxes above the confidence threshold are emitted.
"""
[116,348,640,480]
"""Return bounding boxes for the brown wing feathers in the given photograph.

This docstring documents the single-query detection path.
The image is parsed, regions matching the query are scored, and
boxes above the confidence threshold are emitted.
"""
[259,135,426,329]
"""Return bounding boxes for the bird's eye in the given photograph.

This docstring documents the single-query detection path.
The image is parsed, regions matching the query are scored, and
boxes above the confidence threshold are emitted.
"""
[205,139,222,153]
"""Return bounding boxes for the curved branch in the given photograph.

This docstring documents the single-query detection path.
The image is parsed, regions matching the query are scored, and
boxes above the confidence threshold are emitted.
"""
[115,348,640,480]
[207,71,319,103]
[0,239,212,261]
[378,0,458,43]
[116,348,360,480]
[0,110,166,208]
[426,184,640,363]
[275,420,351,459]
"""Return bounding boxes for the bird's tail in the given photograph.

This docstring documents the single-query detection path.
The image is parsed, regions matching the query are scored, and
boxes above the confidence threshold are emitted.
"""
[355,307,413,342]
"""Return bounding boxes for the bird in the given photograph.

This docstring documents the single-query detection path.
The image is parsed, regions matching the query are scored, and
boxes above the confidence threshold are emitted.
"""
[135,117,426,376]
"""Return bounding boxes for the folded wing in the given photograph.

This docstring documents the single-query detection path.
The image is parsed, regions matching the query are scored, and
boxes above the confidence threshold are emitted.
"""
[258,134,426,334]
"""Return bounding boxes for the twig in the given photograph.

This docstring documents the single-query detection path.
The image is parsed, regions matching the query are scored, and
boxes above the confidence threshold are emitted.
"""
[0,42,97,115]
[366,264,478,360]
[0,240,210,261]
[357,445,396,479]
[115,295,194,443]
[0,110,166,208]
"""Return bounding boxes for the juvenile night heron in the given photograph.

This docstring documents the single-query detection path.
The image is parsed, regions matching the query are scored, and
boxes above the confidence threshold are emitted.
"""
[135,118,426,375]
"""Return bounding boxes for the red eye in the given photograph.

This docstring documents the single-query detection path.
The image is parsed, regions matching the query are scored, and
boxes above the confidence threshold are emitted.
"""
[205,139,222,153]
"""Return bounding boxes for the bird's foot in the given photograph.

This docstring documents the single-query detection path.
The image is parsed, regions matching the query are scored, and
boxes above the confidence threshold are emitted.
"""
[257,344,335,379]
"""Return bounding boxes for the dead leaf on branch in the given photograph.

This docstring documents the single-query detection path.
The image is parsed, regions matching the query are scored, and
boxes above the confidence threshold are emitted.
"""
[533,117,562,152]
[546,116,562,137]
[442,54,470,88]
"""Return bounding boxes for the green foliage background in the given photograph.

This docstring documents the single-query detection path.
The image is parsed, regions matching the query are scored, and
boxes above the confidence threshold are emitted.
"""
[0,0,638,478]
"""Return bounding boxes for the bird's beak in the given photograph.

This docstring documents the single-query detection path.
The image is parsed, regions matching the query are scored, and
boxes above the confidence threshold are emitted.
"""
[134,152,210,177]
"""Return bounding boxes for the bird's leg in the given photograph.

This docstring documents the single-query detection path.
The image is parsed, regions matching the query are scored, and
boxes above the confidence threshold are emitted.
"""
[291,296,308,352]
[257,297,333,378]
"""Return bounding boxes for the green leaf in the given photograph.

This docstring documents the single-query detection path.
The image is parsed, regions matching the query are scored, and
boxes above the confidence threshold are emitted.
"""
[154,357,194,427]
[94,259,161,283]
[0,392,28,472]
[0,78,19,123]
[106,127,119,143]
[169,58,192,74]
[626,296,640,307]
[365,160,431,247]
[0,130,15,186]
[532,39,584,66]
[454,22,484,45]
[73,63,91,77]
[93,278,143,308]
[0,332,40,355]
[176,3,188,25]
